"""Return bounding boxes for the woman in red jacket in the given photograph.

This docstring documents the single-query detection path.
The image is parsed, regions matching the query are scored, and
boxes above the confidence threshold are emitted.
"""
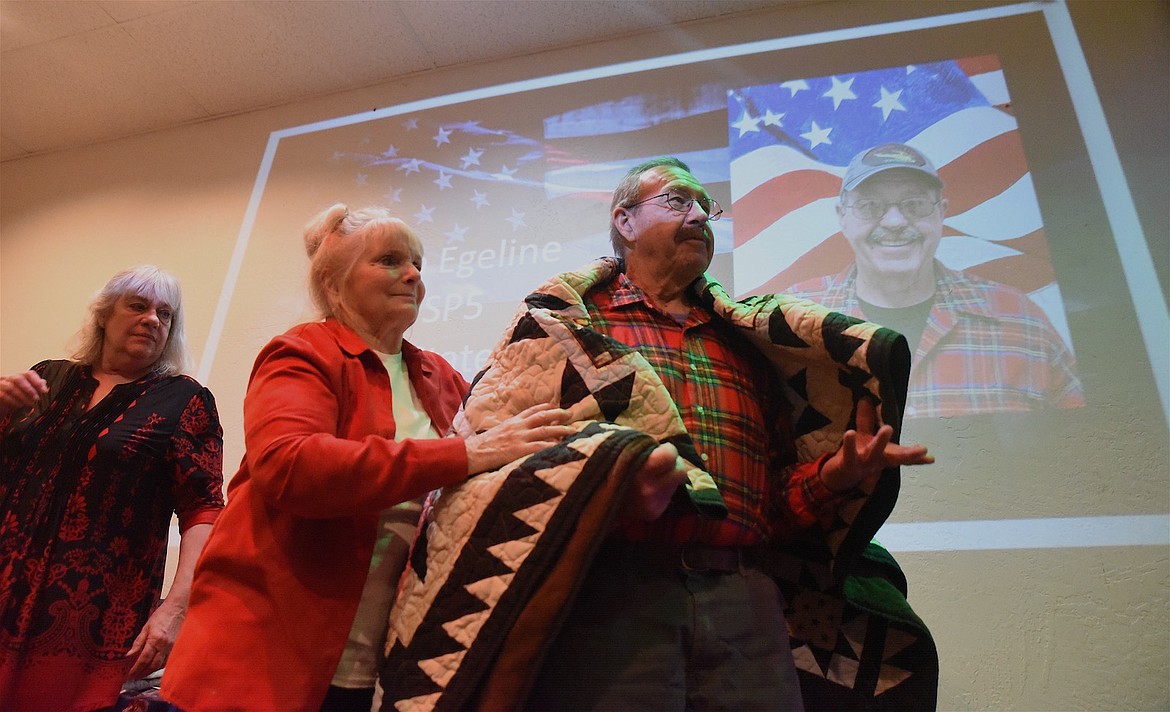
[161,204,573,712]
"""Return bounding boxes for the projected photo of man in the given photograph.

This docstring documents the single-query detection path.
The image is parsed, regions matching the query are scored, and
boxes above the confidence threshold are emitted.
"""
[786,142,1084,418]
[727,57,1087,419]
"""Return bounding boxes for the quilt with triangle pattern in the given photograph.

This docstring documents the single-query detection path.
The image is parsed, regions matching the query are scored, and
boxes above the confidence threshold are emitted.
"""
[377,257,937,710]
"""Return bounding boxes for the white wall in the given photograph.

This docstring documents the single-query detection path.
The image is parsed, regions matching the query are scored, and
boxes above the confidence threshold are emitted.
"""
[2,1,1166,709]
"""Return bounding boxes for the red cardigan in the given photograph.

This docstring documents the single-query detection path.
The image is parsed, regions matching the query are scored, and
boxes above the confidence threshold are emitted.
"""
[162,319,469,711]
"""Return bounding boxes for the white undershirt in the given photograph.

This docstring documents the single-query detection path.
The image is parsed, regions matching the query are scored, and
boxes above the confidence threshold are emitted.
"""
[331,350,437,689]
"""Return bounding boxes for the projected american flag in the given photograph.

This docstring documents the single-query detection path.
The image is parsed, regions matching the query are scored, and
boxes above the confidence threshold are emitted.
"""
[726,56,1068,344]
[333,85,738,306]
[326,54,1071,365]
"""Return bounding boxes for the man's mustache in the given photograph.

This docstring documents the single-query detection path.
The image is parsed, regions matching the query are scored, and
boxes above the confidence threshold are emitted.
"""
[676,228,713,244]
[866,227,922,245]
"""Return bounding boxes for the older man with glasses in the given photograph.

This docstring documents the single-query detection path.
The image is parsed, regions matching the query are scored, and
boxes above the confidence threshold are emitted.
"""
[511,156,935,710]
[788,143,1084,418]
[379,154,946,710]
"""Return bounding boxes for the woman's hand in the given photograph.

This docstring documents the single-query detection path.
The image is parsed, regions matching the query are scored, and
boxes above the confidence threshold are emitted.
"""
[464,403,576,475]
[0,370,48,418]
[123,522,210,680]
[124,598,184,679]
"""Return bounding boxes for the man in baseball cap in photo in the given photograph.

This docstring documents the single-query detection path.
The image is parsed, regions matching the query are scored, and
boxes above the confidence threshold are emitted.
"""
[841,142,944,192]
[786,142,1083,418]
[834,143,948,309]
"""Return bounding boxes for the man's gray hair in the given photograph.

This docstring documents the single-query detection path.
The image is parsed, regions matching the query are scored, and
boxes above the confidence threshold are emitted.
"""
[609,156,692,258]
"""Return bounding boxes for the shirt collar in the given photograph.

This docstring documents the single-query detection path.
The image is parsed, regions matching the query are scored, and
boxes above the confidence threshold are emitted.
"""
[602,272,711,326]
[326,318,433,376]
[606,271,651,308]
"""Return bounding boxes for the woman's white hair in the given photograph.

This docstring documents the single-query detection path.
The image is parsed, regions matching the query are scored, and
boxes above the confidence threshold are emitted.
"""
[71,265,190,376]
[302,203,417,323]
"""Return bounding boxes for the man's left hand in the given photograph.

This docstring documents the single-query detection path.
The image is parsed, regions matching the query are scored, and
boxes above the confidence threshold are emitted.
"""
[820,398,934,493]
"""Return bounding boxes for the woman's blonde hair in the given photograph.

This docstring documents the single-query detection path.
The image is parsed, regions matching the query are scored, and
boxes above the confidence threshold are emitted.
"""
[71,265,190,376]
[302,203,417,321]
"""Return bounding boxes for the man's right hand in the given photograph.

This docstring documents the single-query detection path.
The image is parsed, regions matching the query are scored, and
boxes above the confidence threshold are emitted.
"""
[617,442,688,524]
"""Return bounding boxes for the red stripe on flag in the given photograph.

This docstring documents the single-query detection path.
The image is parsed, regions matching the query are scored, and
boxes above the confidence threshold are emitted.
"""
[733,169,841,247]
[967,255,1055,293]
[1000,228,1052,263]
[965,228,1054,292]
[938,131,1028,215]
[955,55,1002,77]
[745,233,853,297]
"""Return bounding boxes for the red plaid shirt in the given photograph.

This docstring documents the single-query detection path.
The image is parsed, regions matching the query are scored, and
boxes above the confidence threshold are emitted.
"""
[788,262,1084,418]
[586,273,839,547]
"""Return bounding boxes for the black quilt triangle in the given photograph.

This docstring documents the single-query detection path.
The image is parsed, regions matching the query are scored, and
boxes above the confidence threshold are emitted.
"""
[821,313,866,364]
[769,309,812,348]
[784,369,832,436]
[837,367,873,407]
[571,322,635,364]
[593,372,635,422]
[509,313,551,343]
[559,362,590,410]
[525,293,573,311]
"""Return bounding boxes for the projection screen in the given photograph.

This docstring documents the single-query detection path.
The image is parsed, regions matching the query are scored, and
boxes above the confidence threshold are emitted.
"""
[200,0,1169,553]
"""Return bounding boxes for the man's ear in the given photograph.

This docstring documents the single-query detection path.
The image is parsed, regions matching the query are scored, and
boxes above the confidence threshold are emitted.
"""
[613,207,636,244]
[938,197,949,218]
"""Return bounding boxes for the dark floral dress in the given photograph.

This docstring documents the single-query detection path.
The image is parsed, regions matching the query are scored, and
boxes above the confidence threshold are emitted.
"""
[0,360,224,711]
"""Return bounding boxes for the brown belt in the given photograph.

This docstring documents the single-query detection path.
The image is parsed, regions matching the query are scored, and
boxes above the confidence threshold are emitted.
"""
[601,540,757,575]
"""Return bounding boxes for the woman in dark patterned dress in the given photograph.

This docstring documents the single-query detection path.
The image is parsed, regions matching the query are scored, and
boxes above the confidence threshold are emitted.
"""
[0,265,225,711]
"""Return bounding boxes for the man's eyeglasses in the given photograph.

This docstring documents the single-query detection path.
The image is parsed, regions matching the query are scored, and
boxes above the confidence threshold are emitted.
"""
[844,197,939,221]
[627,190,723,221]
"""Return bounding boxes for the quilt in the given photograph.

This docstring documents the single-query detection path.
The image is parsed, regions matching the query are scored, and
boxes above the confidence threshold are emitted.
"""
[378,257,937,710]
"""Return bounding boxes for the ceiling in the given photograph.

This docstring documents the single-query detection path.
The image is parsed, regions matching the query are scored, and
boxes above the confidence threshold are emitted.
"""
[0,0,801,163]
